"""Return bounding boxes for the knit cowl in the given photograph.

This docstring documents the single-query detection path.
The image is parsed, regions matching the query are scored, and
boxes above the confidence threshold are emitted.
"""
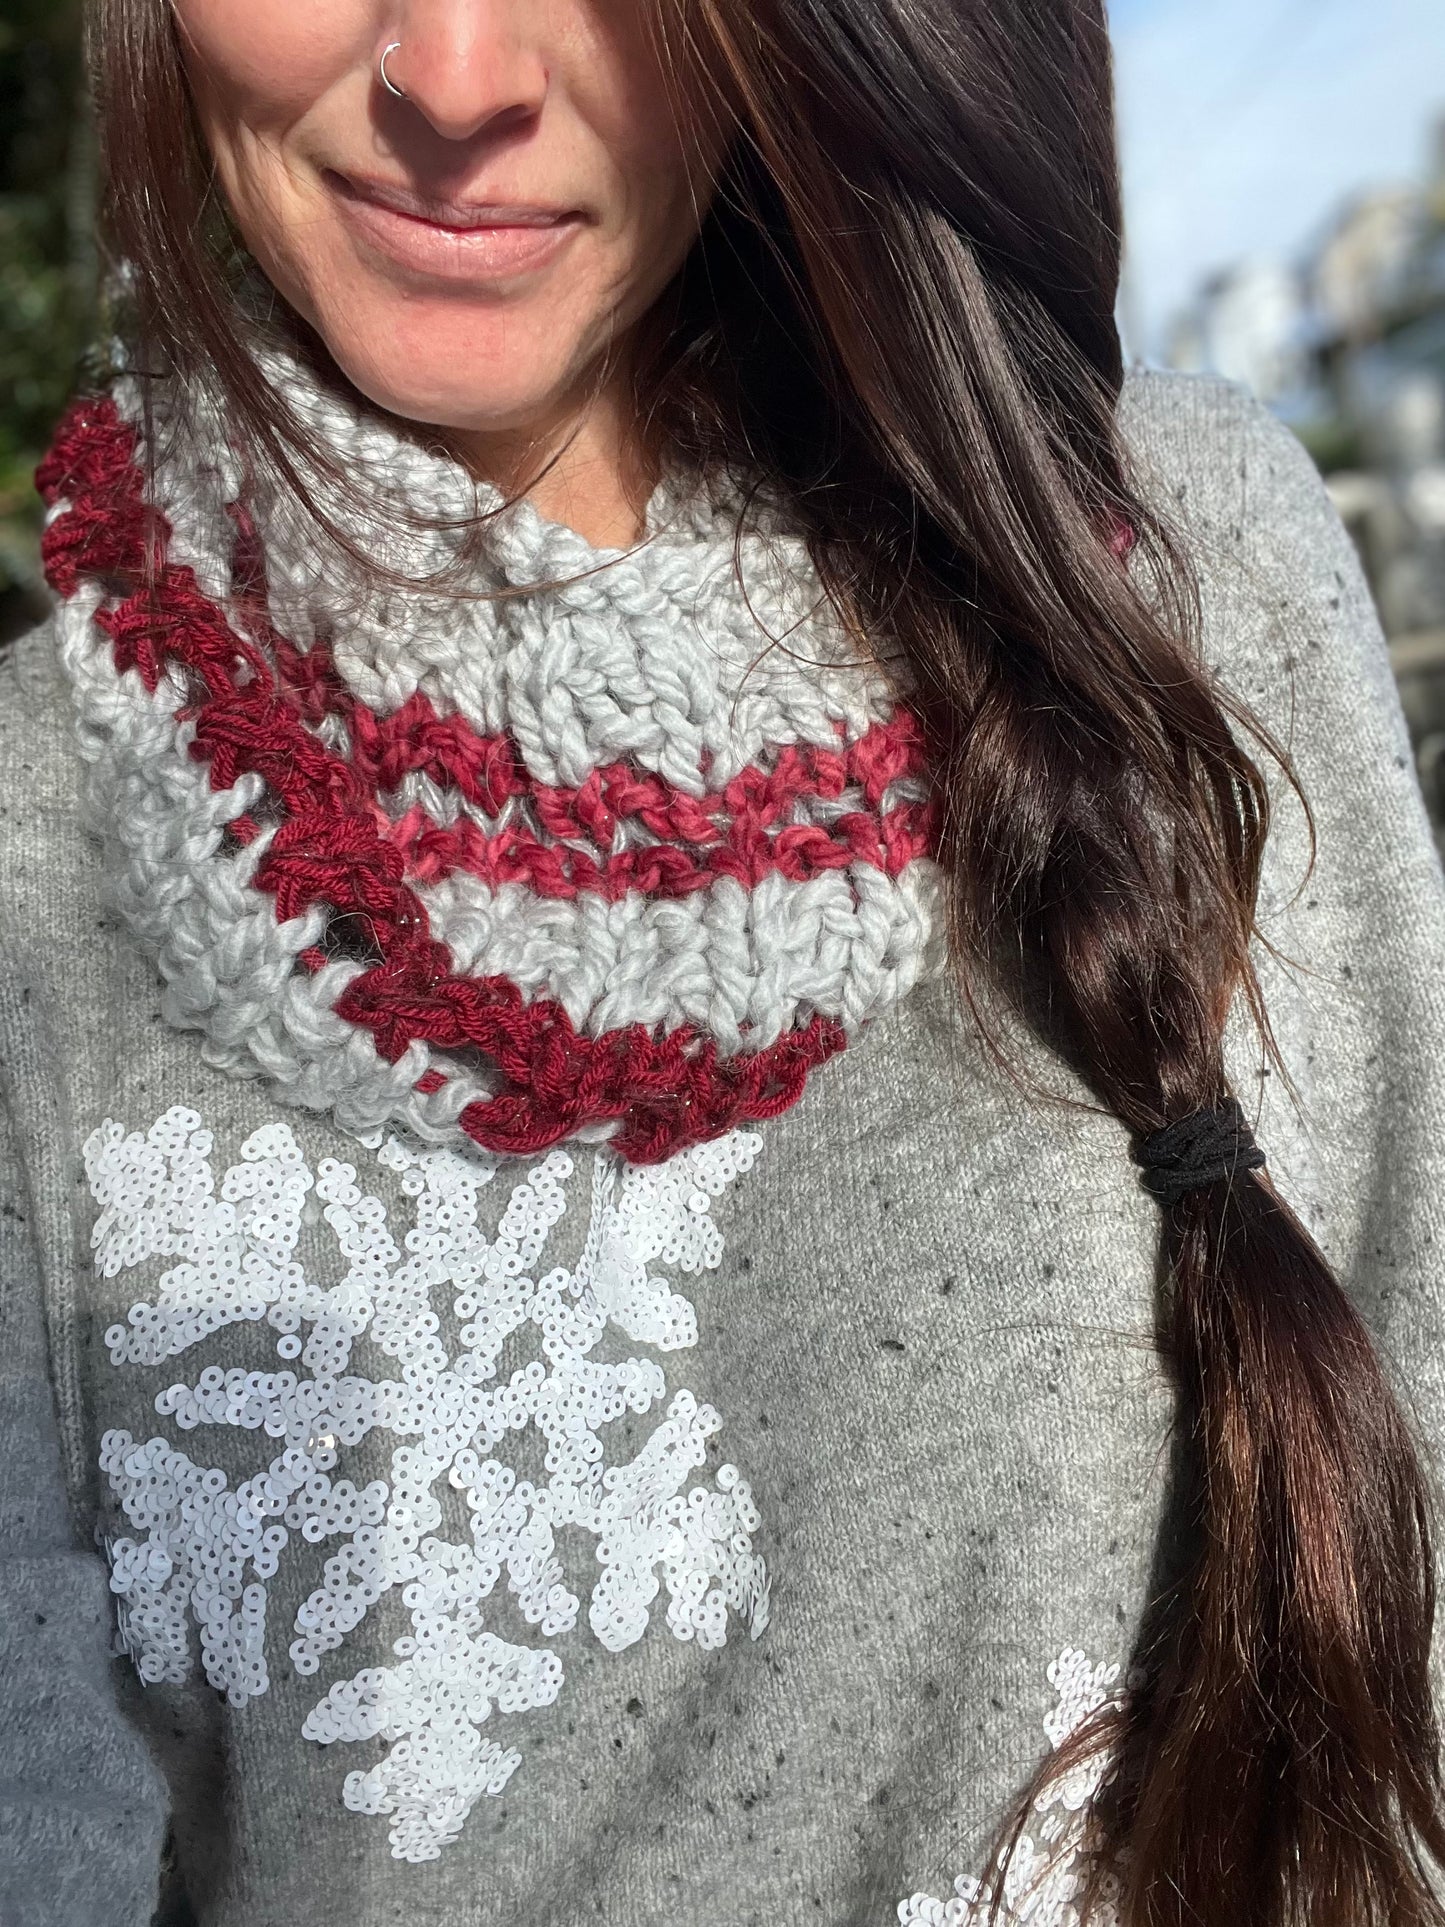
[38,353,942,1164]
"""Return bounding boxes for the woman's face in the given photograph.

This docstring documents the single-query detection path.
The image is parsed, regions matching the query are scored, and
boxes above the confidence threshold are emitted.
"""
[173,0,728,443]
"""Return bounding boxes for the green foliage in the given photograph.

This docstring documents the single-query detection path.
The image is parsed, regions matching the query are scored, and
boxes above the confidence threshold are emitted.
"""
[0,0,92,629]
[1288,410,1363,479]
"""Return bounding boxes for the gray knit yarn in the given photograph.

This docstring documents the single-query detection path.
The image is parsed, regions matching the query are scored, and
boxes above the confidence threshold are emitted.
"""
[50,357,942,1148]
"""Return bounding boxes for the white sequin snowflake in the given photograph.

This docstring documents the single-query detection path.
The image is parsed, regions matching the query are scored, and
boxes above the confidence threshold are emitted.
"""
[897,1650,1123,1926]
[88,1106,770,1862]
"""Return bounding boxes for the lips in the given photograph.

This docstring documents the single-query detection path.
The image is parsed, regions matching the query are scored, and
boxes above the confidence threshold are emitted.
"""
[324,169,586,282]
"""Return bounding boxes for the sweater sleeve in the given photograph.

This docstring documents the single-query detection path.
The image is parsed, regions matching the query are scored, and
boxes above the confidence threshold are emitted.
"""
[0,1079,169,1925]
[1135,373,1445,1463]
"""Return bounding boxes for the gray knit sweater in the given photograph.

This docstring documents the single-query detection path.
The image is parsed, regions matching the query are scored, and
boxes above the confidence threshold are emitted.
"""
[1,368,1443,1927]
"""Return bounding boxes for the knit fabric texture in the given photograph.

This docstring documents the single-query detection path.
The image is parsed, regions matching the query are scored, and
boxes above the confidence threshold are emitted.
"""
[4,370,1445,1927]
[39,360,939,1164]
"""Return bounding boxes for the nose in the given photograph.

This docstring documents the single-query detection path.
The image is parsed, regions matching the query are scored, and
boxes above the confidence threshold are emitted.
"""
[383,0,548,143]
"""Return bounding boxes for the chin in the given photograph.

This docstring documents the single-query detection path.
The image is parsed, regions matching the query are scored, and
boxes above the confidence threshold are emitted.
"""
[345,363,558,437]
[329,343,570,440]
[310,277,603,442]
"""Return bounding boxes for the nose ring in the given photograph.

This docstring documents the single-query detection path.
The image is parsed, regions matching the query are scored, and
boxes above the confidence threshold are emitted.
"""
[379,42,407,99]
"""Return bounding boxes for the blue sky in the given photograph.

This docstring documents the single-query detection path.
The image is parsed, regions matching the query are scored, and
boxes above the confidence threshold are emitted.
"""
[1109,0,1445,355]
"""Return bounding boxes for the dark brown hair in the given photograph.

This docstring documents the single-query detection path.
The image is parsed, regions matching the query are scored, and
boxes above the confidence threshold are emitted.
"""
[89,0,1445,1919]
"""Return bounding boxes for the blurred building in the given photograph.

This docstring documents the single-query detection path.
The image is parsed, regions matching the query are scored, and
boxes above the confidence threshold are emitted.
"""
[1313,188,1421,340]
[1167,258,1307,406]
[1165,115,1445,838]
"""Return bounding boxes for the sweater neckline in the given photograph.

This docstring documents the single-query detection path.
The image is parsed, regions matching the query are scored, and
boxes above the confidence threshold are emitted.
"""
[40,358,942,1164]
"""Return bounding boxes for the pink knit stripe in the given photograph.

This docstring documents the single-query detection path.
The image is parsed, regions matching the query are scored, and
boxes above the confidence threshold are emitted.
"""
[277,639,931,856]
[37,396,861,1164]
[213,628,938,901]
[376,791,935,898]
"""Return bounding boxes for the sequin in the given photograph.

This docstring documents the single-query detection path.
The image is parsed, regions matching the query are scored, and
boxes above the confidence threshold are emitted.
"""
[897,1649,1123,1925]
[90,1105,768,1861]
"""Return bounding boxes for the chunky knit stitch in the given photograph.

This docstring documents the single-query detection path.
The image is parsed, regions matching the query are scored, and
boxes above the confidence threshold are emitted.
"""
[4,370,1445,1927]
[39,363,940,1163]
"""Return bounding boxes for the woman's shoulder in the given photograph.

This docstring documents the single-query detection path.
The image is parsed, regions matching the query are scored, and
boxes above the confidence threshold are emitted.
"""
[0,610,79,781]
[0,609,72,744]
[0,615,93,918]
[1116,370,1372,666]
[1120,368,1397,722]
[1119,366,1334,562]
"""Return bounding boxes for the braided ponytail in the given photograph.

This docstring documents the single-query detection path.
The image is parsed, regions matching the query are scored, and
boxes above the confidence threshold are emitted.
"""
[957,621,1445,1917]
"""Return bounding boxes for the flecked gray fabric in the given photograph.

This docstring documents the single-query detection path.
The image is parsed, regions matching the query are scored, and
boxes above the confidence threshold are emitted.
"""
[1,370,1444,1927]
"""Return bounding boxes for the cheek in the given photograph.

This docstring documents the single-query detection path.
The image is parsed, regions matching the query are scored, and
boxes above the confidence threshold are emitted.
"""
[174,0,364,321]
[173,0,365,122]
[564,0,729,236]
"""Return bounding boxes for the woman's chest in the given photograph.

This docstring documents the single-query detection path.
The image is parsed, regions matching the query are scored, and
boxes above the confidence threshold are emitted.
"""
[23,955,1177,1917]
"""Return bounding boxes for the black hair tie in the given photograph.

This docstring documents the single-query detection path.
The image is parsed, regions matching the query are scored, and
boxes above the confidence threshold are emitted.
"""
[1134,1096,1267,1205]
